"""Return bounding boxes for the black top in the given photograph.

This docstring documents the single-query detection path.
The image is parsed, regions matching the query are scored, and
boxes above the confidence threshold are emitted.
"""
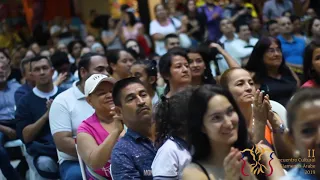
[260,74,297,107]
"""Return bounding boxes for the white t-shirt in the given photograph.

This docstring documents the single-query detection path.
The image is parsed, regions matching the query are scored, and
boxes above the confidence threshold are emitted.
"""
[225,37,258,65]
[49,81,94,164]
[152,137,192,180]
[149,18,181,56]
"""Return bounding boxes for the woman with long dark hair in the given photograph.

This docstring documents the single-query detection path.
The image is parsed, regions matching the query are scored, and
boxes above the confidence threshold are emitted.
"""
[302,41,320,87]
[182,85,284,180]
[187,47,216,86]
[121,10,144,41]
[158,48,191,98]
[245,36,300,106]
[307,17,320,43]
[107,49,135,81]
[152,87,194,179]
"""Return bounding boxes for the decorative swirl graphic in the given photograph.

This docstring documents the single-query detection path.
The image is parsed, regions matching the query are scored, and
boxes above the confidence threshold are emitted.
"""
[240,145,275,176]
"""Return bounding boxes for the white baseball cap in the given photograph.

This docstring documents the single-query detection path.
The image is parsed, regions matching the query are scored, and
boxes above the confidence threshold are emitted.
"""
[84,74,116,97]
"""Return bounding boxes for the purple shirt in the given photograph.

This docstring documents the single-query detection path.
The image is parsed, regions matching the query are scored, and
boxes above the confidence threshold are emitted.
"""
[198,5,223,41]
[77,113,112,179]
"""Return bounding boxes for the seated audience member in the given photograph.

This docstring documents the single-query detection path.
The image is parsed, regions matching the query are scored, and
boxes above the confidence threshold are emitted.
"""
[307,17,320,43]
[51,51,78,90]
[182,85,285,180]
[15,58,35,104]
[15,56,61,179]
[250,17,263,38]
[91,42,105,55]
[49,53,109,180]
[263,0,293,23]
[111,77,155,179]
[150,4,181,56]
[302,41,320,88]
[282,88,319,180]
[77,74,125,179]
[121,10,144,41]
[291,15,307,41]
[246,37,300,106]
[225,23,258,65]
[125,39,146,60]
[159,48,191,98]
[187,47,216,86]
[85,35,96,49]
[152,88,194,179]
[277,16,306,75]
[220,68,293,159]
[107,49,135,81]
[0,60,21,180]
[101,18,123,50]
[130,60,160,105]
[266,20,279,37]
[164,34,181,52]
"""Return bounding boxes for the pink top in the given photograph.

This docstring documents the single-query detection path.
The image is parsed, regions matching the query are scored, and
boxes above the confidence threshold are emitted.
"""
[77,113,112,179]
[302,80,318,88]
[122,23,143,40]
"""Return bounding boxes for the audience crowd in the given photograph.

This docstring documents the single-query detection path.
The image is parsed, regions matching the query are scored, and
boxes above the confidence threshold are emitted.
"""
[1,0,320,180]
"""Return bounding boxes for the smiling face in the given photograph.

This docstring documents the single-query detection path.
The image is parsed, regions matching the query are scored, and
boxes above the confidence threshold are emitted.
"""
[87,81,114,115]
[203,95,239,146]
[168,55,191,86]
[118,83,152,130]
[290,100,320,171]
[227,69,255,105]
[188,52,206,78]
[263,42,283,69]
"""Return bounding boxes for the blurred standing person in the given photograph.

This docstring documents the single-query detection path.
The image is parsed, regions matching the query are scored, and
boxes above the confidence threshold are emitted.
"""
[263,0,294,23]
[121,10,143,41]
[198,0,224,42]
[101,18,123,50]
[166,0,183,19]
[185,0,205,43]
[150,4,182,56]
[0,21,22,51]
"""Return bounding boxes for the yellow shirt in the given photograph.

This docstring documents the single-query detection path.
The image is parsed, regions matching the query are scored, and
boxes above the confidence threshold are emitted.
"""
[0,33,22,50]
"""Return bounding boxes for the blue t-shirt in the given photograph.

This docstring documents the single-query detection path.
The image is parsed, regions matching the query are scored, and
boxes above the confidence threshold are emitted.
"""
[277,35,306,66]
[14,83,33,106]
[111,128,156,180]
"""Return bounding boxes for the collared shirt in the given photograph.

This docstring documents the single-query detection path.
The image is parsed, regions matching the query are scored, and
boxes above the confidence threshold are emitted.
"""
[263,0,293,20]
[198,5,223,41]
[277,35,306,66]
[0,80,20,121]
[281,166,317,180]
[111,128,156,180]
[49,81,94,164]
[14,82,33,105]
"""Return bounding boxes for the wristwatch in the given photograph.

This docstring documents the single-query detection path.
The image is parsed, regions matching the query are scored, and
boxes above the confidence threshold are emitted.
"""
[273,124,286,134]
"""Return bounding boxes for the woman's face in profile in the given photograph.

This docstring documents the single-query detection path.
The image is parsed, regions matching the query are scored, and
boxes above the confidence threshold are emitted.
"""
[202,95,239,146]
[290,100,320,166]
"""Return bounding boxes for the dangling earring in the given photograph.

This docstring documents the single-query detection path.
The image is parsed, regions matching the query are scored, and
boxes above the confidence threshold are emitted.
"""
[293,149,300,158]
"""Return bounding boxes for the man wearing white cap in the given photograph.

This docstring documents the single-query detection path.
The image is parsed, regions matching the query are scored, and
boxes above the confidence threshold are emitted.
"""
[77,74,125,180]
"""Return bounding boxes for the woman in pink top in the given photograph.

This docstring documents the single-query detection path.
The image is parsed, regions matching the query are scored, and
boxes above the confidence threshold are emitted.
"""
[77,74,125,180]
[302,41,320,88]
[121,10,143,41]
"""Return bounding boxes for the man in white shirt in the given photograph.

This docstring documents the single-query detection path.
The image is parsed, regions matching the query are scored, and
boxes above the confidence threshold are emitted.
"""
[49,53,109,180]
[225,22,258,66]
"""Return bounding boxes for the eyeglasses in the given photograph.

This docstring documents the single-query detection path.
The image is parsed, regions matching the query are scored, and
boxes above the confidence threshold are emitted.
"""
[266,48,282,54]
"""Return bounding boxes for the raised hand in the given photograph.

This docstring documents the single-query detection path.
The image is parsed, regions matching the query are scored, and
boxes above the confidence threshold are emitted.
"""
[252,90,269,126]
[110,107,124,134]
[224,147,242,180]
